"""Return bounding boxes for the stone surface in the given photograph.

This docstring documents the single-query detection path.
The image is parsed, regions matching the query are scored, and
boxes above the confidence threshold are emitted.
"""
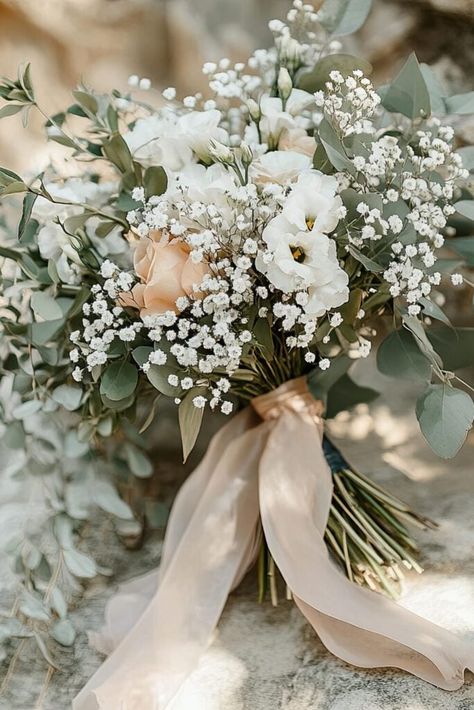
[1,362,473,710]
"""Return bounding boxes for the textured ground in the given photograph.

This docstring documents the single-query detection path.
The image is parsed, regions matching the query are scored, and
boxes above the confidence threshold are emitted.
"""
[1,363,473,710]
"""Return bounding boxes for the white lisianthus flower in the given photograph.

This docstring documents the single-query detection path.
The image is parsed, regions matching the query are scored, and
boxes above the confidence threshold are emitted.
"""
[256,170,349,316]
[259,89,315,147]
[282,171,343,233]
[124,110,229,170]
[37,224,82,284]
[257,214,349,316]
[250,150,312,186]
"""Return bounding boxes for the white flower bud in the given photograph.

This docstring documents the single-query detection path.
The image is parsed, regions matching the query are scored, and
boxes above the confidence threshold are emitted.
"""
[240,141,253,166]
[247,99,261,122]
[208,139,234,164]
[277,67,293,101]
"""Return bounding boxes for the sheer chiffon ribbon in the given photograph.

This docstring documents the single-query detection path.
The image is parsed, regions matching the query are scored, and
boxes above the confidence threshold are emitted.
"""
[73,377,473,710]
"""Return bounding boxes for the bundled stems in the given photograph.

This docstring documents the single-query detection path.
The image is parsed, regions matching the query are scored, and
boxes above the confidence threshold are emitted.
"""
[258,436,437,602]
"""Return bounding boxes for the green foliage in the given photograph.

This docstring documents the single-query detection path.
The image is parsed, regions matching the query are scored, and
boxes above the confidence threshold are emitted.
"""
[178,389,206,462]
[416,384,474,458]
[377,328,432,382]
[318,0,373,36]
[298,54,372,93]
[100,361,139,402]
[382,53,431,119]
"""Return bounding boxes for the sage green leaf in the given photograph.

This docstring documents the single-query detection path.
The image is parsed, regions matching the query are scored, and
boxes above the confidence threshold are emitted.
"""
[18,191,38,242]
[100,361,138,402]
[178,389,206,462]
[318,118,354,172]
[50,619,76,647]
[319,0,373,36]
[448,237,474,266]
[72,90,98,115]
[427,326,474,370]
[382,53,431,119]
[419,63,446,114]
[30,319,64,346]
[63,548,97,578]
[20,591,50,622]
[123,443,153,478]
[132,346,153,367]
[52,385,83,411]
[0,104,23,118]
[298,54,372,93]
[312,142,333,174]
[458,146,474,172]
[454,200,474,221]
[94,480,133,517]
[30,292,63,321]
[103,134,133,173]
[377,328,432,381]
[144,166,168,199]
[445,91,474,115]
[419,297,450,325]
[12,399,42,419]
[347,245,384,273]
[307,355,351,404]
[403,315,441,367]
[416,384,474,458]
[147,364,180,397]
[326,374,379,418]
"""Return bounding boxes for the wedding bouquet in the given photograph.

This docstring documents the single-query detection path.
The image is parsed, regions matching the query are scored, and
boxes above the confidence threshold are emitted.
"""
[1,0,473,706]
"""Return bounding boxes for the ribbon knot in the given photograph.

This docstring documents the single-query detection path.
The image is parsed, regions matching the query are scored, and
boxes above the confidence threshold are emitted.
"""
[252,375,324,425]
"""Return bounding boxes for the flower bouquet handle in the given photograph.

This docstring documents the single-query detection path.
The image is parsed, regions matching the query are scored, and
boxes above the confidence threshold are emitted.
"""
[74,377,472,710]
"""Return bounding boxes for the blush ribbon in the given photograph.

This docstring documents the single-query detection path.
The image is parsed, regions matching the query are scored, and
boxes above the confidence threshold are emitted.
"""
[73,377,473,710]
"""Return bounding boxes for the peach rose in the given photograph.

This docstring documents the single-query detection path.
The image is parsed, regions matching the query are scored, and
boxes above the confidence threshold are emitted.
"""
[120,231,209,316]
[278,127,316,158]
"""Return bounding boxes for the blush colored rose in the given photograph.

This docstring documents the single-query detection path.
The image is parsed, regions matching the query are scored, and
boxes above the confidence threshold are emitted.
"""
[120,231,209,316]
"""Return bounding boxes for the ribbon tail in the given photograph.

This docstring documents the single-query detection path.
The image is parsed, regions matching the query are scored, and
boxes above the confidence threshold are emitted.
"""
[74,409,264,710]
[259,411,474,691]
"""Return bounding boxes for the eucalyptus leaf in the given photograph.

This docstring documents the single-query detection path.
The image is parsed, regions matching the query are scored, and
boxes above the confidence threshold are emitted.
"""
[50,587,67,619]
[448,237,474,267]
[298,54,372,93]
[318,0,373,36]
[123,443,153,478]
[377,328,432,381]
[427,326,474,371]
[347,245,384,273]
[63,548,97,578]
[100,361,138,402]
[445,91,474,115]
[94,480,133,518]
[20,591,50,622]
[178,389,206,462]
[382,53,431,119]
[419,64,446,115]
[318,118,354,173]
[50,619,76,647]
[326,374,379,418]
[416,384,474,458]
[103,134,133,174]
[307,355,351,404]
[52,385,83,411]
[419,297,450,325]
[144,166,168,199]
[454,200,474,221]
[457,146,474,172]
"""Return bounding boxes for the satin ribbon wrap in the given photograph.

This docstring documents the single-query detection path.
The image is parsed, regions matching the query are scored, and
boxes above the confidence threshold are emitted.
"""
[74,377,473,710]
